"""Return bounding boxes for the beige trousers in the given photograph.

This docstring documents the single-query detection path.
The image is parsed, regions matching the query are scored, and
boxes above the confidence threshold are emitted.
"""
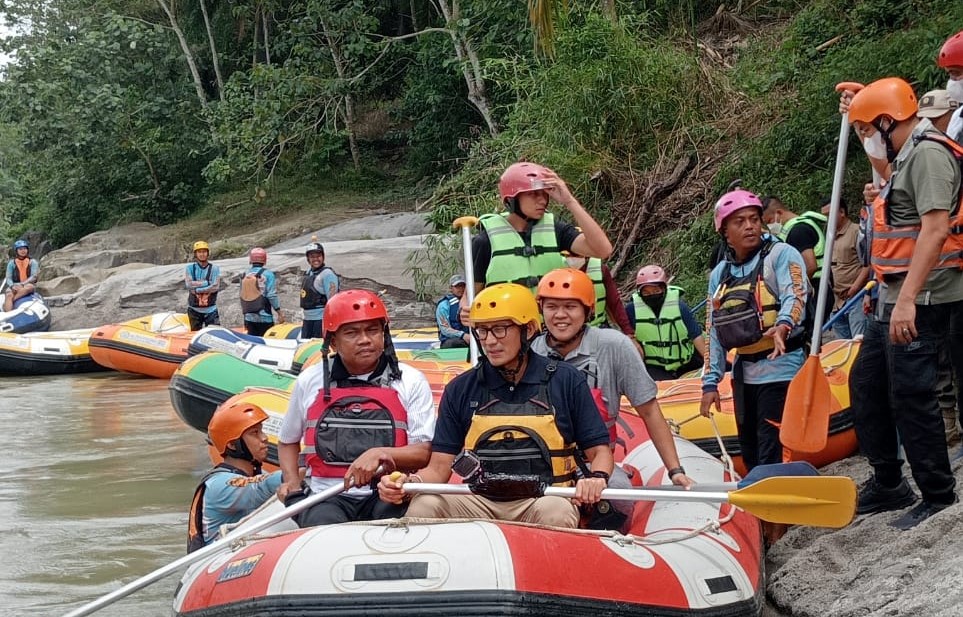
[406,493,579,528]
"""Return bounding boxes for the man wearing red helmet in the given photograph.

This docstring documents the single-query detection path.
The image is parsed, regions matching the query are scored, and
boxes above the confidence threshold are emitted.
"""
[939,30,963,142]
[187,402,282,551]
[844,78,962,530]
[276,289,435,527]
[625,264,706,381]
[471,162,612,294]
[240,247,284,335]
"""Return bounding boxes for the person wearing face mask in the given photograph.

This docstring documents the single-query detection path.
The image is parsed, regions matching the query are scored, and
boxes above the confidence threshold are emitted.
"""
[938,30,963,142]
[761,196,827,283]
[625,265,706,381]
[562,249,634,336]
[845,77,963,530]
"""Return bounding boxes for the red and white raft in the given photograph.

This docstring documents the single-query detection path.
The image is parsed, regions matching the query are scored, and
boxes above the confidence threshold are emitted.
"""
[173,423,764,617]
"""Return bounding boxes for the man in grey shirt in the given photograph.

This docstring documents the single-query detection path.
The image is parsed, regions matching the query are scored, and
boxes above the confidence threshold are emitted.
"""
[530,268,693,495]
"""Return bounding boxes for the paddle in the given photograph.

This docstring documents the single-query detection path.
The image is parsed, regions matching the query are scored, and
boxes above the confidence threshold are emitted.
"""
[402,473,856,528]
[60,468,379,617]
[780,82,854,453]
[452,215,480,366]
[821,280,876,334]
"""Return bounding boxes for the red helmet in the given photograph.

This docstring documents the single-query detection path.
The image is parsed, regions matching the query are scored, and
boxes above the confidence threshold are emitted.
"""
[323,289,389,334]
[249,247,268,264]
[536,268,596,311]
[636,265,667,287]
[938,31,963,68]
[208,401,268,455]
[498,162,550,201]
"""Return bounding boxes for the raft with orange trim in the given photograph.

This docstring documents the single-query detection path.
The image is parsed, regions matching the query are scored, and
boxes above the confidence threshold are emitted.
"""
[176,425,764,617]
[88,313,192,379]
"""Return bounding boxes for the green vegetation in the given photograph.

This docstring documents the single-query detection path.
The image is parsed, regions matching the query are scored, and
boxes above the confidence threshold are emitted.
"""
[0,0,961,297]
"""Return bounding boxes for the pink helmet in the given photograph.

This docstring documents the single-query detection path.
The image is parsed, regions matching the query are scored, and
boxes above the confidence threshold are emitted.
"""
[249,247,268,264]
[498,162,550,201]
[636,265,667,287]
[713,190,764,232]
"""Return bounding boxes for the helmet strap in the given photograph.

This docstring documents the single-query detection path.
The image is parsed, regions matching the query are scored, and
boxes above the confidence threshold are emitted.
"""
[872,118,899,163]
[225,439,261,475]
[506,197,538,224]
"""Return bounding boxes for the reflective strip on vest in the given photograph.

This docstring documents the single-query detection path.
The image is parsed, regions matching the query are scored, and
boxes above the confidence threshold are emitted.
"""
[480,212,566,293]
[584,258,607,326]
[780,212,826,279]
[632,287,694,371]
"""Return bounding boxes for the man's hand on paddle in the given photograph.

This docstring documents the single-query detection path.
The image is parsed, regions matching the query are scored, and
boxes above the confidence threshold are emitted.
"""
[345,449,395,489]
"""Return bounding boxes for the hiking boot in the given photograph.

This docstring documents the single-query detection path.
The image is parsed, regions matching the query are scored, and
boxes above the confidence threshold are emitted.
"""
[890,499,956,531]
[856,478,917,515]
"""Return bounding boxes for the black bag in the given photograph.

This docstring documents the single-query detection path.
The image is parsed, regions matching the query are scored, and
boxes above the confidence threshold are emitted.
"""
[711,243,773,349]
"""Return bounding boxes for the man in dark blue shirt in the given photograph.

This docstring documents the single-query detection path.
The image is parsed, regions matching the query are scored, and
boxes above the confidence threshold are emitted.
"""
[379,283,612,528]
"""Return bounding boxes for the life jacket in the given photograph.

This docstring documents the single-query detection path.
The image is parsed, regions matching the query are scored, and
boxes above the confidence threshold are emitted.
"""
[12,258,31,284]
[480,212,566,292]
[779,212,827,279]
[301,368,409,479]
[239,267,270,314]
[188,262,218,308]
[869,132,963,279]
[436,293,466,343]
[711,241,804,359]
[584,258,607,326]
[463,360,578,487]
[187,463,247,553]
[300,266,335,310]
[632,286,694,371]
[567,353,620,449]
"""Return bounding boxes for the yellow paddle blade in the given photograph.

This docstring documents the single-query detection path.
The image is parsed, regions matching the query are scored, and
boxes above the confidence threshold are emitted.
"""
[781,355,832,452]
[729,476,856,528]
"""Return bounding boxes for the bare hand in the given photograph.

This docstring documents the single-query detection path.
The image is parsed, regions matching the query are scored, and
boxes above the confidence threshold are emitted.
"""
[276,310,286,324]
[573,477,607,505]
[763,323,791,359]
[671,473,695,489]
[276,480,302,501]
[889,301,917,345]
[839,89,856,115]
[378,472,409,505]
[344,449,394,489]
[699,391,721,417]
[540,168,577,208]
[863,181,882,204]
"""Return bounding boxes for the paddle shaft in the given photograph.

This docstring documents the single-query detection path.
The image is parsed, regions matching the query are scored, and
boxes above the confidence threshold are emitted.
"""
[61,479,353,617]
[821,281,875,332]
[404,482,736,504]
[453,216,479,367]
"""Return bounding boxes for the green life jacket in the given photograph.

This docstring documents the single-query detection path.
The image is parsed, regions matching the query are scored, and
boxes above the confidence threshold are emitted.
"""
[584,257,607,326]
[480,212,566,293]
[778,211,826,279]
[632,286,694,371]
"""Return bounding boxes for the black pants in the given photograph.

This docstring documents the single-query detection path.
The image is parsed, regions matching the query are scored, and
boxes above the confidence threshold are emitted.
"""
[731,361,789,470]
[244,320,273,336]
[301,319,323,339]
[645,352,704,381]
[291,491,408,528]
[850,302,956,505]
[948,303,963,420]
[440,337,469,349]
[187,308,220,331]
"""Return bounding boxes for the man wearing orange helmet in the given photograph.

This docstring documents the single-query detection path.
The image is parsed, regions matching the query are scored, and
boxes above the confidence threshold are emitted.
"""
[379,284,612,528]
[277,289,435,527]
[184,240,221,331]
[845,77,962,530]
[187,401,282,551]
[471,162,612,294]
[240,246,284,335]
[626,264,706,381]
[938,30,963,141]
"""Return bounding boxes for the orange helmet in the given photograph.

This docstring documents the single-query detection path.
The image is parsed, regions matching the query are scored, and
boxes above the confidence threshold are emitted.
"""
[536,268,596,311]
[498,162,551,201]
[848,77,917,125]
[938,31,963,68]
[323,289,389,334]
[208,401,268,454]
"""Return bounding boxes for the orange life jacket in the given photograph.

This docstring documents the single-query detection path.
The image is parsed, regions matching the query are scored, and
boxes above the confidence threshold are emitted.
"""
[13,258,31,284]
[870,132,963,279]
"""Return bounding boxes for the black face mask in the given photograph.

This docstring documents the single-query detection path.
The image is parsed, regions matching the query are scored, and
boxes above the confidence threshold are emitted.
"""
[641,292,666,314]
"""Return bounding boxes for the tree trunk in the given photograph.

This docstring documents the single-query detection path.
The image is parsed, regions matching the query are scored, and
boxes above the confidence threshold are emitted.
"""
[320,17,361,171]
[156,0,209,111]
[199,0,225,101]
[252,7,259,67]
[262,9,271,66]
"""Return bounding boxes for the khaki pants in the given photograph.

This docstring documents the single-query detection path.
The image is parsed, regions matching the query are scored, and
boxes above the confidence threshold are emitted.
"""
[406,493,579,528]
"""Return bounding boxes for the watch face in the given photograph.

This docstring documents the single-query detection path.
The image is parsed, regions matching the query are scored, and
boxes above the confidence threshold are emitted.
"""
[451,450,481,479]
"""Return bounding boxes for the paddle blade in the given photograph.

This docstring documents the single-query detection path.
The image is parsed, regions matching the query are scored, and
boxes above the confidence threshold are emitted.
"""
[730,476,857,528]
[781,356,831,452]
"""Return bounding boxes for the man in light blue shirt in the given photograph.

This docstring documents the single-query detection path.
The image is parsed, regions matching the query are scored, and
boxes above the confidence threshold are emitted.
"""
[299,240,339,339]
[184,240,221,331]
[435,274,470,348]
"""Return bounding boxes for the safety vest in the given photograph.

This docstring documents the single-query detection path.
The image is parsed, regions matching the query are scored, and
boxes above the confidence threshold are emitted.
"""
[479,212,566,292]
[463,361,578,487]
[632,286,694,371]
[584,258,607,326]
[187,463,247,553]
[869,132,963,279]
[712,242,782,357]
[300,266,335,310]
[779,212,827,279]
[12,258,31,284]
[187,262,218,309]
[436,293,466,343]
[301,373,409,479]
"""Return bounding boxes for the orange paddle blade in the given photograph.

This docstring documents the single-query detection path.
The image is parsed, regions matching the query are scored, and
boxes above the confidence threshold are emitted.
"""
[781,355,831,452]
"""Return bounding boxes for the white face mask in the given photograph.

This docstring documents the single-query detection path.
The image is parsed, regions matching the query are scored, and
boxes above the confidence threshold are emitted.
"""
[947,79,963,104]
[767,222,783,236]
[862,131,887,159]
[565,256,587,270]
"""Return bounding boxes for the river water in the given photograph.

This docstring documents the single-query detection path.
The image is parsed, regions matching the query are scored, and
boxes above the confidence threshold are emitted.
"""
[1,373,208,617]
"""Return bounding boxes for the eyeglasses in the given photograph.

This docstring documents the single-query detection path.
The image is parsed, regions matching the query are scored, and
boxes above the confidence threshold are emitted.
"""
[473,324,513,340]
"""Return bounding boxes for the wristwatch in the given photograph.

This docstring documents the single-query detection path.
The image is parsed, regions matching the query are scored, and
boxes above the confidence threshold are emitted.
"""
[589,470,610,481]
[667,466,686,478]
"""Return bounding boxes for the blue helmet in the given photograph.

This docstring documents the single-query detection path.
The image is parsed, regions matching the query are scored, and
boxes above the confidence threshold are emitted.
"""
[13,240,28,250]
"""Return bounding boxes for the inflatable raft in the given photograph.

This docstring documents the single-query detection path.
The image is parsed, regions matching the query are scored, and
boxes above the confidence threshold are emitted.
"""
[266,323,440,351]
[88,313,192,379]
[0,327,107,375]
[187,327,320,372]
[0,293,51,334]
[175,431,765,616]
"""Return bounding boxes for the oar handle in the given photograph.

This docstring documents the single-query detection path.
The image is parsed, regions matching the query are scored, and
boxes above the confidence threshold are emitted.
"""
[452,216,480,366]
